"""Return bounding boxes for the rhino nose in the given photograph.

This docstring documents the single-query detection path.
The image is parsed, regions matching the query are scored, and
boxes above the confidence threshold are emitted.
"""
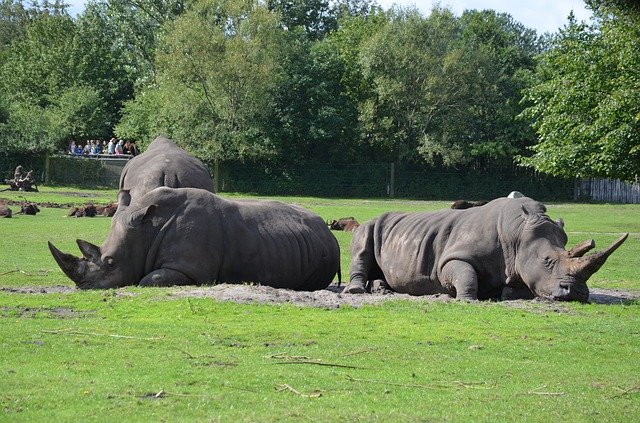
[553,283,589,303]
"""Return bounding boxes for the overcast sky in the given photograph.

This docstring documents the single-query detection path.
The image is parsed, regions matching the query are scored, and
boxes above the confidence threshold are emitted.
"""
[65,0,593,35]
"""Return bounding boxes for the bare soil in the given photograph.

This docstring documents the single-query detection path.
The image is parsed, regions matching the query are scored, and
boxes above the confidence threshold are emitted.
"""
[1,284,638,309]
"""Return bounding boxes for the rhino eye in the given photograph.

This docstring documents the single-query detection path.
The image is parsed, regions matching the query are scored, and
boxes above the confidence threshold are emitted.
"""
[104,257,115,269]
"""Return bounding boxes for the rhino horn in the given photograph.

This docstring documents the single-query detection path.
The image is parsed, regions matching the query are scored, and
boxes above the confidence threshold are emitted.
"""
[568,239,596,258]
[48,241,88,287]
[76,239,101,262]
[570,234,629,280]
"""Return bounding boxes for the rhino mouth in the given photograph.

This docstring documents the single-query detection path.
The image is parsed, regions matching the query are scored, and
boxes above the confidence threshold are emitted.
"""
[550,282,589,303]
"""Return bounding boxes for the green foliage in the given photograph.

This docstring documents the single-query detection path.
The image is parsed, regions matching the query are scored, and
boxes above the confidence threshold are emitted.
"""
[117,0,286,162]
[520,8,640,181]
[359,7,540,165]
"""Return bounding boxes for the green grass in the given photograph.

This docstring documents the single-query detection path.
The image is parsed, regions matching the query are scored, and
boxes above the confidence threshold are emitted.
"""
[1,187,640,421]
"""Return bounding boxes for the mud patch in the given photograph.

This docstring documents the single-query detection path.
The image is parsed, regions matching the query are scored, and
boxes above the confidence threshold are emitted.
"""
[1,306,94,318]
[1,284,638,309]
[168,283,454,308]
[0,285,77,294]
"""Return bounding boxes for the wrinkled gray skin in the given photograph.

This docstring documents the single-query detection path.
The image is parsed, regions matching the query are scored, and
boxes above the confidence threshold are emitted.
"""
[49,187,340,291]
[344,197,628,302]
[119,137,214,206]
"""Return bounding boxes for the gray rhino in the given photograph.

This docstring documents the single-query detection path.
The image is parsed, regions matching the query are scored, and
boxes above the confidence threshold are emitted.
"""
[118,136,214,206]
[49,187,340,290]
[344,196,627,302]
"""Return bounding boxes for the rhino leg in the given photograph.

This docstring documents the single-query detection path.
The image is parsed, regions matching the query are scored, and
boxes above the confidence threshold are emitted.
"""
[440,260,478,300]
[344,220,378,294]
[139,268,194,287]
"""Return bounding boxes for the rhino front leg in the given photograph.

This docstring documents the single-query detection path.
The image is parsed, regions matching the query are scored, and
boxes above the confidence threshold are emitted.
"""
[440,260,478,300]
[139,268,194,287]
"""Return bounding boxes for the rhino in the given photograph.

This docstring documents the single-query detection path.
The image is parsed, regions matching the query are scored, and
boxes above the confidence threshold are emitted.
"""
[118,136,214,206]
[49,187,340,290]
[344,196,627,302]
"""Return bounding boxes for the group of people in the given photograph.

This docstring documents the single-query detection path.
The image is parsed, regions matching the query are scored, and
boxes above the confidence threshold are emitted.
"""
[68,138,139,157]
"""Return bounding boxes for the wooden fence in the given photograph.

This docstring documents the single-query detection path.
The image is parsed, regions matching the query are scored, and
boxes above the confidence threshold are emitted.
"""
[575,178,640,204]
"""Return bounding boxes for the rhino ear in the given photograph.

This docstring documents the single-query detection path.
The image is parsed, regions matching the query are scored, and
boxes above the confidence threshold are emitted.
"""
[118,190,132,207]
[129,204,157,226]
[556,218,564,228]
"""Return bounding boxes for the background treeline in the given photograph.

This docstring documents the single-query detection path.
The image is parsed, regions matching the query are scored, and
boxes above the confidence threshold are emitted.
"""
[0,0,638,182]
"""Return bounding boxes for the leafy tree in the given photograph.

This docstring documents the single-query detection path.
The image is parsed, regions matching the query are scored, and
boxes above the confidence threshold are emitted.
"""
[87,0,186,85]
[359,7,540,166]
[117,0,286,162]
[520,8,640,181]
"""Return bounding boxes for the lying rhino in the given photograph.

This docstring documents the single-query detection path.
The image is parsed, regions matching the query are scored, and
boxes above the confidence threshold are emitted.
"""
[344,196,627,302]
[119,136,214,206]
[49,187,340,290]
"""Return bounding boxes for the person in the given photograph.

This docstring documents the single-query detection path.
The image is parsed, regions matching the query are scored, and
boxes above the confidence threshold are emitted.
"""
[128,141,139,156]
[107,138,116,154]
[90,140,98,155]
[115,140,124,155]
[123,140,131,155]
[83,142,91,155]
[74,144,83,155]
[94,140,103,155]
[69,141,76,154]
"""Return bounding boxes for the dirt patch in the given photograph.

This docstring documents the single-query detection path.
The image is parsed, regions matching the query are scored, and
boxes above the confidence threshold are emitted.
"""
[0,199,73,209]
[1,284,638,309]
[0,306,94,318]
[169,284,454,308]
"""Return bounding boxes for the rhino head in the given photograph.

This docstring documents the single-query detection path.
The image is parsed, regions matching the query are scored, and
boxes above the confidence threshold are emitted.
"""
[514,206,628,302]
[48,204,156,289]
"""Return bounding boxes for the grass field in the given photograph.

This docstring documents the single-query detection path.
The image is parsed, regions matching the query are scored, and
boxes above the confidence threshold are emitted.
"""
[1,187,639,421]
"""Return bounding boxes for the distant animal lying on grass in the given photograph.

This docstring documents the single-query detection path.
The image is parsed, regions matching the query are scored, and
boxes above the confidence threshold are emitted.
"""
[19,202,40,215]
[68,203,117,218]
[0,204,12,218]
[49,187,340,291]
[328,217,360,232]
[450,200,488,209]
[344,196,628,302]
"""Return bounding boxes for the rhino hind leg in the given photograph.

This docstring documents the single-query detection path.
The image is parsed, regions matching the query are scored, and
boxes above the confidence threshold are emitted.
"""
[139,268,194,287]
[344,220,381,294]
[440,260,478,300]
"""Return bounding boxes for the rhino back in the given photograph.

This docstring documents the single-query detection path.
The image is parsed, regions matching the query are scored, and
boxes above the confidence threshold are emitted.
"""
[119,137,214,200]
[375,199,530,296]
[217,199,339,290]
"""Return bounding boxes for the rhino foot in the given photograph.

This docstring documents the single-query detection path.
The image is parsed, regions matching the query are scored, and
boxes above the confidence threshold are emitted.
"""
[342,280,368,294]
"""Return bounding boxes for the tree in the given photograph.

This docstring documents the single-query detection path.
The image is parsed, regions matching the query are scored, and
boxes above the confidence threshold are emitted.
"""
[520,9,640,181]
[358,7,539,166]
[117,0,286,162]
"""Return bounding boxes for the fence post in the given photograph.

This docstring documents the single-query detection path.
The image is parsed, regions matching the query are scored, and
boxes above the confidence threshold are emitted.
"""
[389,162,395,198]
[44,152,50,185]
[214,158,220,193]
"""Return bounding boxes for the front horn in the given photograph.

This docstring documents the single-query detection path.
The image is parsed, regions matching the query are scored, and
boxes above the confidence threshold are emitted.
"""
[48,241,86,286]
[571,234,629,280]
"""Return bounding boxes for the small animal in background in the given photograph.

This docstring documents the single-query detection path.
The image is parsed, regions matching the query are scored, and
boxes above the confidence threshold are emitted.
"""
[329,217,360,232]
[0,204,12,218]
[451,200,487,210]
[19,202,40,215]
[68,204,97,218]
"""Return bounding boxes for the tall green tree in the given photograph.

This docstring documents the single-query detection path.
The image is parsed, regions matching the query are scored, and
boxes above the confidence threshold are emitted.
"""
[358,7,540,166]
[117,0,286,161]
[520,8,640,181]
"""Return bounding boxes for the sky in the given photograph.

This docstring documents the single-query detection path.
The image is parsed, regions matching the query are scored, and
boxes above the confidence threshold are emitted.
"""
[65,0,593,35]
